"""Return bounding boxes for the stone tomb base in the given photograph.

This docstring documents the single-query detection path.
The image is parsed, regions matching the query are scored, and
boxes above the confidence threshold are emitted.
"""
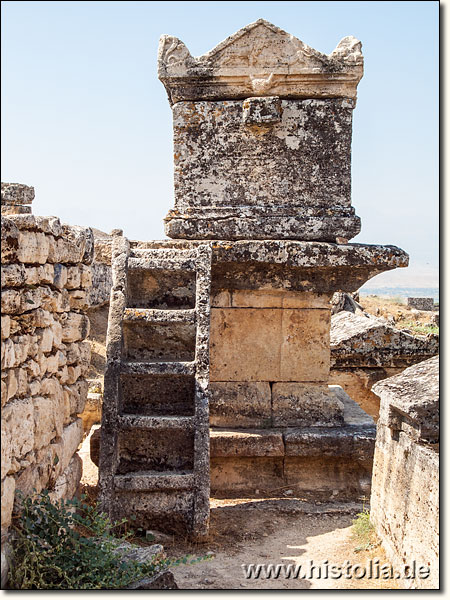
[210,386,375,500]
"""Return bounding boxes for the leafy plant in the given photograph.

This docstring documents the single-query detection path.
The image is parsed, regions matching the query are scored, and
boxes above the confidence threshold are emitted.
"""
[9,490,206,589]
[351,509,379,553]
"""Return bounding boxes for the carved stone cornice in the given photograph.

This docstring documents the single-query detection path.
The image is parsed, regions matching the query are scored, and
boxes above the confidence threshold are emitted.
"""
[158,19,363,104]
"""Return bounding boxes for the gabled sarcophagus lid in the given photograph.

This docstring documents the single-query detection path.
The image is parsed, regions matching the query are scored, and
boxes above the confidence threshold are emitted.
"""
[158,19,363,104]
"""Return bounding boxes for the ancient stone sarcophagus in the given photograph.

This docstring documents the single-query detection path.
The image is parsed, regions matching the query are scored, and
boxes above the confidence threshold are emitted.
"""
[159,19,363,242]
[100,22,409,532]
[155,19,409,500]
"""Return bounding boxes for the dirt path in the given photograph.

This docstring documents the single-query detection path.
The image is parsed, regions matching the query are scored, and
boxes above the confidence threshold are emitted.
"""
[78,432,397,590]
[164,499,397,590]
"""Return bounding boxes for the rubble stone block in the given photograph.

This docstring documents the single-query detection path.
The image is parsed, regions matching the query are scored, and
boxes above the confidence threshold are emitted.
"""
[17,231,49,264]
[1,263,26,287]
[57,419,84,475]
[33,396,62,449]
[61,312,90,342]
[53,264,68,289]
[1,316,10,340]
[1,217,20,263]
[66,266,81,290]
[1,397,34,475]
[1,476,16,531]
[1,289,22,314]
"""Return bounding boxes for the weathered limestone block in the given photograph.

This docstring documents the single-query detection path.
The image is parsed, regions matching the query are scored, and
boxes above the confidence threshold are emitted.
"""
[1,316,10,339]
[210,429,284,457]
[212,288,332,309]
[68,289,89,310]
[210,307,330,381]
[1,476,16,531]
[209,382,271,427]
[5,369,18,402]
[53,263,68,288]
[61,224,95,265]
[17,231,49,264]
[1,380,7,407]
[1,217,20,264]
[33,395,64,449]
[63,380,89,416]
[1,263,26,287]
[50,453,83,502]
[56,419,84,476]
[66,266,81,289]
[1,339,16,369]
[1,183,34,215]
[1,397,35,477]
[60,312,90,342]
[272,383,345,427]
[1,289,22,314]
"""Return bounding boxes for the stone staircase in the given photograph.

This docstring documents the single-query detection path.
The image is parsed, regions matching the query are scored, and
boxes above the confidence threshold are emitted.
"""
[98,235,212,539]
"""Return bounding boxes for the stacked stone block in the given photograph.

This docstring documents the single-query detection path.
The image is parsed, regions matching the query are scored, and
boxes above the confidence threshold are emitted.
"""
[1,183,34,216]
[1,213,93,577]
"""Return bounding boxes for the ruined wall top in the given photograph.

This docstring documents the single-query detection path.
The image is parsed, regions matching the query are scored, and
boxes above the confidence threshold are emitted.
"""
[158,19,363,105]
[1,183,34,215]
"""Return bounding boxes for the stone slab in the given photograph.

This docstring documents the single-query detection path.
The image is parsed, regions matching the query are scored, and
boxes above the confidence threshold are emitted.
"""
[272,383,344,427]
[210,308,330,382]
[210,429,284,457]
[209,382,271,427]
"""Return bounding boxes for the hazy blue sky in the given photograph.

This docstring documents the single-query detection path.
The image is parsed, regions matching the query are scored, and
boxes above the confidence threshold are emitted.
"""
[1,1,439,287]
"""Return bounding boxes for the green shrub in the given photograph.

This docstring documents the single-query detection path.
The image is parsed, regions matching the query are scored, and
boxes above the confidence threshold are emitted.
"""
[8,490,202,589]
[351,510,378,553]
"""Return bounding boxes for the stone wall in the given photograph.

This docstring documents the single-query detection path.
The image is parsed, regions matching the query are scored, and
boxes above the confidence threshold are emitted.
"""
[1,183,34,216]
[89,232,113,308]
[329,311,439,421]
[407,297,434,311]
[370,357,439,589]
[1,213,93,584]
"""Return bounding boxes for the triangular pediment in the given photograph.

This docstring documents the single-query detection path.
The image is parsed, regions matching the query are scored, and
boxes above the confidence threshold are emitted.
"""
[157,19,363,104]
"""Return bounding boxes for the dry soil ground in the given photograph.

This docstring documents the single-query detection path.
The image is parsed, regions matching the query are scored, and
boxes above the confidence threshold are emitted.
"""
[79,431,398,590]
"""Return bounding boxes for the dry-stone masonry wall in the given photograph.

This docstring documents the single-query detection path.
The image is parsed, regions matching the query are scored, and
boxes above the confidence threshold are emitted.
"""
[370,357,439,589]
[1,212,93,585]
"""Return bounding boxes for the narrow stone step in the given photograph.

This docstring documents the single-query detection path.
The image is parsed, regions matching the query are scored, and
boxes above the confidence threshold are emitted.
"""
[120,361,196,376]
[128,256,196,272]
[123,308,196,323]
[114,471,195,491]
[117,415,195,430]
